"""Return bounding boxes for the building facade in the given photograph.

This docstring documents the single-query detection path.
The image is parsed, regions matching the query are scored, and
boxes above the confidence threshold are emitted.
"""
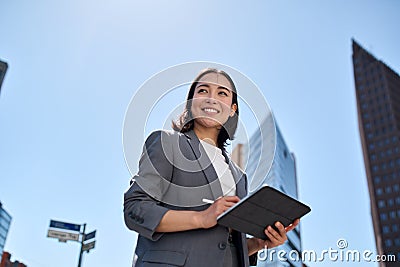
[352,39,400,266]
[232,114,303,267]
[0,202,12,256]
[0,251,27,267]
[0,60,8,95]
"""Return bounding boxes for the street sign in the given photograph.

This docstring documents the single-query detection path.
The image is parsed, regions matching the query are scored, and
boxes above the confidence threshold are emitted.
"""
[82,241,95,252]
[47,229,80,241]
[50,220,81,232]
[84,230,96,241]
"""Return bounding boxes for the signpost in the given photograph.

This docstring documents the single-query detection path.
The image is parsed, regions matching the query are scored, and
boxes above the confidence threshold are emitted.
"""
[83,230,96,241]
[47,219,96,267]
[49,220,81,232]
[47,229,79,241]
[82,241,95,252]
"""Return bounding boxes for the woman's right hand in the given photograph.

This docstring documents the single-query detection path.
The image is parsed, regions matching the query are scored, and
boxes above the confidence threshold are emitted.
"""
[198,196,240,229]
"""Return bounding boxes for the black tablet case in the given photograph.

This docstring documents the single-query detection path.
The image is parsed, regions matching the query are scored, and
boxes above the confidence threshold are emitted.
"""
[217,185,311,240]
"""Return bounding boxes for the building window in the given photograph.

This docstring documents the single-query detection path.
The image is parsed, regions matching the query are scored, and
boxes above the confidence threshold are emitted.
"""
[374,176,381,184]
[385,138,391,145]
[389,160,395,168]
[378,200,385,208]
[385,239,392,247]
[396,197,400,205]
[376,188,383,196]
[388,199,394,207]
[372,165,379,172]
[393,224,399,232]
[369,143,375,150]
[367,133,374,139]
[383,225,390,234]
[390,211,396,219]
[380,213,388,221]
[395,238,400,246]
[386,186,392,194]
[394,184,399,192]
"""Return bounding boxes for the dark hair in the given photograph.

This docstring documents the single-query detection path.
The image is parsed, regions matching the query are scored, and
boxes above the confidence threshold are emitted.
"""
[172,68,239,149]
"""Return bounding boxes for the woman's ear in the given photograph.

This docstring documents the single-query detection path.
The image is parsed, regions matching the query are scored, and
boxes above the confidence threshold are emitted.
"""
[230,103,237,117]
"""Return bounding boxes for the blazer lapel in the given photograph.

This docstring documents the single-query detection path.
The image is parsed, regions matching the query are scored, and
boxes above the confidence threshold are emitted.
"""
[184,130,223,200]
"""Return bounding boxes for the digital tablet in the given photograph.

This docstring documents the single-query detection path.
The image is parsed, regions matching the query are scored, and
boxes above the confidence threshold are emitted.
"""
[217,185,311,240]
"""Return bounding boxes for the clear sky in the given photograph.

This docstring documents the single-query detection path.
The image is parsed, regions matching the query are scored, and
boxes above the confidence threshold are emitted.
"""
[1,1,399,266]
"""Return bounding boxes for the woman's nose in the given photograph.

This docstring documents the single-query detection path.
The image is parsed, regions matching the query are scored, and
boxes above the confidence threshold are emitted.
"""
[205,97,217,104]
[205,91,219,103]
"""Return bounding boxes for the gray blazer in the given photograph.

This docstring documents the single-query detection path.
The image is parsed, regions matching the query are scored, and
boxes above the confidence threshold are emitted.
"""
[124,129,251,267]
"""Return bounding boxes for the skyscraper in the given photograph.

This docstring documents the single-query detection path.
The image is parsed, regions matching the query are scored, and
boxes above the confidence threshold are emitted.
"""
[352,39,400,266]
[0,60,8,95]
[232,114,303,267]
[0,202,12,255]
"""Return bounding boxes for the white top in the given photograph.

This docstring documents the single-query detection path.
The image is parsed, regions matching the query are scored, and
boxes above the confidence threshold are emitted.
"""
[200,140,236,196]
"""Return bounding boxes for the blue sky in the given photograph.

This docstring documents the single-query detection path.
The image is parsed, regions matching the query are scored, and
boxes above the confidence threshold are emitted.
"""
[1,1,399,266]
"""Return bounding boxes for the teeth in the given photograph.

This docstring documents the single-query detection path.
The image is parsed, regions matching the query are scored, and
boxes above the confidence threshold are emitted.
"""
[204,108,218,113]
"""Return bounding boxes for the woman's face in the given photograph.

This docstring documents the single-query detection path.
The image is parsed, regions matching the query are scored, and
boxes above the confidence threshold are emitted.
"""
[190,72,237,130]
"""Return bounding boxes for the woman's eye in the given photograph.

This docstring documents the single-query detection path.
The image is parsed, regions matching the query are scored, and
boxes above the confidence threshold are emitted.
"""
[219,91,228,96]
[197,88,207,93]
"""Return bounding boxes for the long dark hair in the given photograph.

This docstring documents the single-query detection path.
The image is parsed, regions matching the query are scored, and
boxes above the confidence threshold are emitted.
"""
[172,68,239,149]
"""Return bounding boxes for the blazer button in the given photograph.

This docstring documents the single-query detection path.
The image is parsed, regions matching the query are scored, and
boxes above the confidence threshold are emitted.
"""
[218,242,227,250]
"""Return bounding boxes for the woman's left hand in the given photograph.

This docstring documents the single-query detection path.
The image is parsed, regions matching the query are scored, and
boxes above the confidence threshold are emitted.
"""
[248,219,300,255]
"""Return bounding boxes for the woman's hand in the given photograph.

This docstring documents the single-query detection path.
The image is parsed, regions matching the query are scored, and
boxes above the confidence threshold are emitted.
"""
[198,196,240,229]
[248,219,300,255]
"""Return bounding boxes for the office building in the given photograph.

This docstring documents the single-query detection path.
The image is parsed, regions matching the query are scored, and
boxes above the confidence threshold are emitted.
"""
[0,60,8,94]
[232,114,303,267]
[0,251,27,267]
[352,39,400,266]
[0,202,12,256]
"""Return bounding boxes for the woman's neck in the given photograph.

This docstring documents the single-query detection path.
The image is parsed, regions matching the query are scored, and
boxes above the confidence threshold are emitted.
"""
[193,124,220,147]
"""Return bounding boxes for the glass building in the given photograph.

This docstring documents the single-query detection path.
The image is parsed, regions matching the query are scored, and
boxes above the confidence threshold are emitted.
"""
[0,202,12,255]
[352,39,400,266]
[233,114,303,267]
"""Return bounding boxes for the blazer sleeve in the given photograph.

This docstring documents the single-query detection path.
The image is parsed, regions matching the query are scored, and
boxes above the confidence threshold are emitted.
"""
[123,130,174,241]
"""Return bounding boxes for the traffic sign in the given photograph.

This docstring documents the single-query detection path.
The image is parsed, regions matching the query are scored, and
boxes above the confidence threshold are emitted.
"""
[47,229,80,241]
[82,241,95,252]
[84,230,96,241]
[50,220,81,232]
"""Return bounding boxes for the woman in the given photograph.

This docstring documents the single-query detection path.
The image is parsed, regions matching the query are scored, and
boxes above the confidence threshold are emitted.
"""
[124,68,299,266]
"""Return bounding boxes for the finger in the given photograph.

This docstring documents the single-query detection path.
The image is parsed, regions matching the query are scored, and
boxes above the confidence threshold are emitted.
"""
[224,196,240,203]
[274,221,286,234]
[285,219,300,232]
[265,223,286,243]
[264,227,280,244]
[222,202,237,212]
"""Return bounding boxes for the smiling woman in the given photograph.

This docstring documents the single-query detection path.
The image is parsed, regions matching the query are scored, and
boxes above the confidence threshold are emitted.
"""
[123,68,298,267]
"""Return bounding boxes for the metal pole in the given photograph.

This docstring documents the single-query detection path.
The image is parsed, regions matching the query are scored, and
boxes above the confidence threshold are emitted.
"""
[77,223,86,267]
